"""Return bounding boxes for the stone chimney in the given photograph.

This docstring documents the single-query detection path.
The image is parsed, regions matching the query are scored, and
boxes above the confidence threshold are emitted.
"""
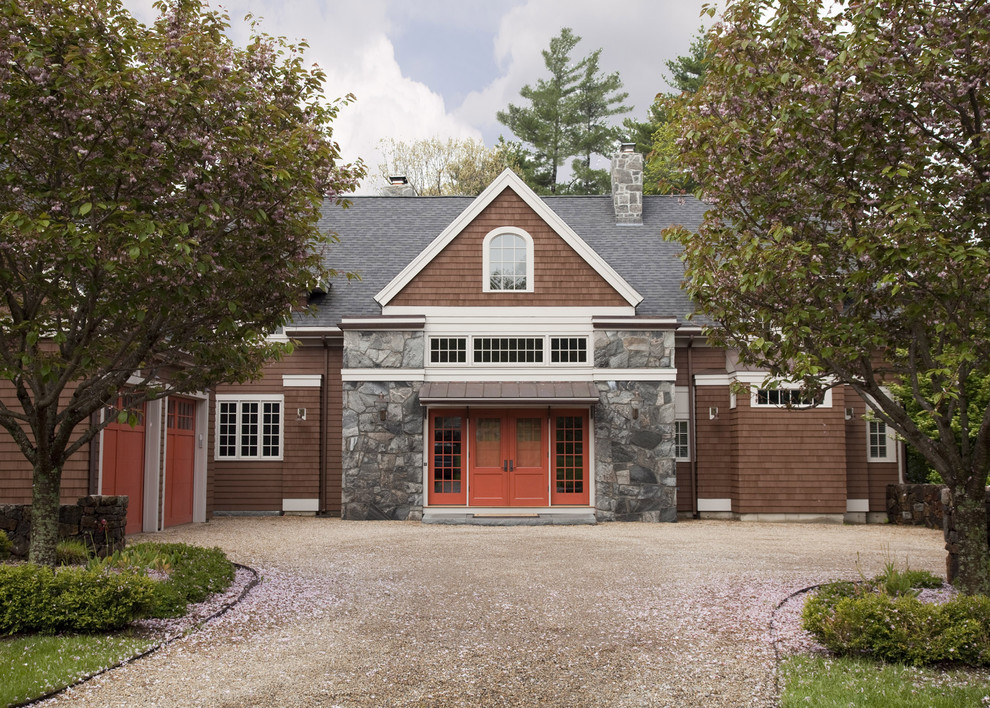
[611,143,643,225]
[382,175,415,197]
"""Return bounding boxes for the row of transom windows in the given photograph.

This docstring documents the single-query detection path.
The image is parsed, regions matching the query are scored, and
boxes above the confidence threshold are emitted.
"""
[429,336,588,365]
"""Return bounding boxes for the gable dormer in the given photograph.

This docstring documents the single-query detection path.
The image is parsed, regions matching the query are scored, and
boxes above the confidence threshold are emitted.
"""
[375,170,641,312]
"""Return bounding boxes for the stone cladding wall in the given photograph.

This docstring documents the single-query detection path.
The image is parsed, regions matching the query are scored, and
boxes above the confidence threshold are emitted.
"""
[593,330,677,522]
[610,152,644,225]
[343,330,424,369]
[341,329,425,520]
[0,495,128,559]
[886,483,946,528]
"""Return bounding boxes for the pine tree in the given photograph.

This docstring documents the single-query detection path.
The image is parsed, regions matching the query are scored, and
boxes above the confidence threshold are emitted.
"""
[497,28,631,195]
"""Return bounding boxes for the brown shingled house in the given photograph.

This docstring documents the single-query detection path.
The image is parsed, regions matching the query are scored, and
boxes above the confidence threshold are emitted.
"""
[0,148,901,528]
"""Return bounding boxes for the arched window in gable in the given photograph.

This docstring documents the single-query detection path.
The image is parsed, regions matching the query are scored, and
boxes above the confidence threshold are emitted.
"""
[483,228,534,292]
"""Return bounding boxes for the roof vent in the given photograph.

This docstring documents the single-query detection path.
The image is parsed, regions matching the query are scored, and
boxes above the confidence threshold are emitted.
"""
[388,175,408,185]
[619,142,637,153]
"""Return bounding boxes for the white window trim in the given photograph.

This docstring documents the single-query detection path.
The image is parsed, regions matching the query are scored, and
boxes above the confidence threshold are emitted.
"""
[867,418,897,462]
[674,419,690,462]
[482,227,534,293]
[215,394,285,461]
[426,334,591,368]
[750,385,833,409]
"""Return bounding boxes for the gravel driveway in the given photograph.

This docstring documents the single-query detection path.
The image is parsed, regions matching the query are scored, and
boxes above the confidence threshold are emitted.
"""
[44,517,946,707]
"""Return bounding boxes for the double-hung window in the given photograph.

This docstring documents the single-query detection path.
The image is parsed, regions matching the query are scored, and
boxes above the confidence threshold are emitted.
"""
[216,395,283,460]
[867,419,897,462]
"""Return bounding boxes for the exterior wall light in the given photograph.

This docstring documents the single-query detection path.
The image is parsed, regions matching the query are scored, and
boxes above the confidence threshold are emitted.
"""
[377,394,387,421]
[709,406,719,420]
[631,397,641,420]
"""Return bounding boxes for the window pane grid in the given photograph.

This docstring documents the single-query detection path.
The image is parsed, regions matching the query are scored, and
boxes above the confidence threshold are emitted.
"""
[262,402,280,457]
[217,399,282,460]
[674,420,689,460]
[869,421,887,459]
[433,416,462,494]
[218,402,237,457]
[473,337,544,364]
[554,416,584,494]
[550,337,587,363]
[240,402,259,457]
[489,233,527,291]
[430,337,467,364]
[755,388,819,406]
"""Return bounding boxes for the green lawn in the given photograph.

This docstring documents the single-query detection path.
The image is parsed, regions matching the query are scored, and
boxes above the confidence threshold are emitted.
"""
[780,655,990,708]
[0,633,153,706]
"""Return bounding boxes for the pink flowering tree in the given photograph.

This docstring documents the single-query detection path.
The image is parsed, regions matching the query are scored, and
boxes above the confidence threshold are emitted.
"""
[0,0,364,565]
[664,0,990,594]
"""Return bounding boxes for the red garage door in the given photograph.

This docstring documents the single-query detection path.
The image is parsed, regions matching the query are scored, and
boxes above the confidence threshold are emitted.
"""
[165,398,196,527]
[102,401,145,535]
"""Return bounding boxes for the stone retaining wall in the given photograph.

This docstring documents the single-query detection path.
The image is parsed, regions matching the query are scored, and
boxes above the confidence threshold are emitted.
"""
[0,495,128,559]
[886,483,946,528]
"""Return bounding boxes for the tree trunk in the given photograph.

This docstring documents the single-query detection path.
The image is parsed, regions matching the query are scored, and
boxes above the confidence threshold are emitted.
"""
[947,483,990,596]
[28,461,62,567]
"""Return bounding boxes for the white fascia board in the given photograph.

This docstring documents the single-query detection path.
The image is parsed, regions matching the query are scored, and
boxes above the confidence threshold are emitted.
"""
[374,169,643,308]
[284,325,342,335]
[385,306,635,318]
[282,375,322,388]
[592,369,677,382]
[341,369,426,382]
[695,374,733,386]
[423,369,595,382]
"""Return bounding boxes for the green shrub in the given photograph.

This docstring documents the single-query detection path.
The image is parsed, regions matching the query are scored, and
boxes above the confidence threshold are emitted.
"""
[0,564,156,635]
[803,581,990,666]
[55,539,91,566]
[88,542,234,618]
[0,532,12,561]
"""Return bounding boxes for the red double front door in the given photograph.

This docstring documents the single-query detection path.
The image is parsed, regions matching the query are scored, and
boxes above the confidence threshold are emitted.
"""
[470,411,548,506]
[427,408,590,507]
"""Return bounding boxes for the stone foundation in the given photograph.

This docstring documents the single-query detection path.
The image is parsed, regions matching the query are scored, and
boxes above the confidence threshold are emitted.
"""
[886,483,946,528]
[0,495,128,559]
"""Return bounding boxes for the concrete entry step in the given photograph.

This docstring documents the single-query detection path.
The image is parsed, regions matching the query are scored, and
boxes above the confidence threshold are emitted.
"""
[422,512,597,526]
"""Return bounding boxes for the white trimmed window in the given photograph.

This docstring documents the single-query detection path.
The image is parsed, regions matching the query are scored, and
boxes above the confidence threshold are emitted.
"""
[752,386,832,408]
[674,420,690,461]
[216,395,283,460]
[867,419,897,462]
[483,228,534,292]
[430,337,467,364]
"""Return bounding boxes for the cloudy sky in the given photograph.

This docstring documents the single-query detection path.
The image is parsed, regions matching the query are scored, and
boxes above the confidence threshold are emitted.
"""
[124,1,712,193]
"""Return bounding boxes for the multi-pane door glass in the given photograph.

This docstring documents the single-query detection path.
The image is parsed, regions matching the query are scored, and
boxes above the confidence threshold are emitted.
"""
[433,416,463,495]
[554,415,584,494]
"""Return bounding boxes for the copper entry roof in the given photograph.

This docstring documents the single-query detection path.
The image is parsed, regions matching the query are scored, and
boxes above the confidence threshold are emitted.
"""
[419,381,600,405]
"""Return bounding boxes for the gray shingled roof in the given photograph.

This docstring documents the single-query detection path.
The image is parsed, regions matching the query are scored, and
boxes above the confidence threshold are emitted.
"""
[297,194,708,329]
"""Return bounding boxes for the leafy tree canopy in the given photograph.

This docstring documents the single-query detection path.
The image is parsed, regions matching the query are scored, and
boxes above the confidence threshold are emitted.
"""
[376,137,518,196]
[664,0,990,594]
[0,0,363,564]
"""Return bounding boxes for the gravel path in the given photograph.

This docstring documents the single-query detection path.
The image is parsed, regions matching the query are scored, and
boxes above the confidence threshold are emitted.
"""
[42,517,947,707]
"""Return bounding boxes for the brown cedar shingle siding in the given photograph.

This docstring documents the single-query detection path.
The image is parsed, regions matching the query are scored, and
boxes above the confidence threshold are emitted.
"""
[0,380,92,505]
[390,190,629,308]
[694,386,736,503]
[730,389,847,514]
[208,344,343,514]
